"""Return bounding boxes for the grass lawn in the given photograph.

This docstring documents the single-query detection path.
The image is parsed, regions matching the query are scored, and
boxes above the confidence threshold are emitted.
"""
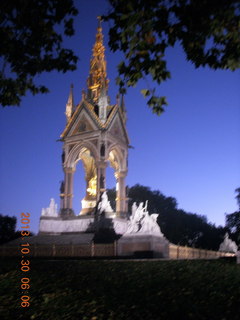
[0,258,240,320]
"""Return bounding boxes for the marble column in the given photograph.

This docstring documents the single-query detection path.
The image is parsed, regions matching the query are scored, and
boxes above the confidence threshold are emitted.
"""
[115,171,127,217]
[96,160,107,200]
[61,167,75,215]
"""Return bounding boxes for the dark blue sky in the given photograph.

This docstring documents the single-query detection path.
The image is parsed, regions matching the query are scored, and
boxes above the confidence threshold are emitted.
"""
[0,0,239,233]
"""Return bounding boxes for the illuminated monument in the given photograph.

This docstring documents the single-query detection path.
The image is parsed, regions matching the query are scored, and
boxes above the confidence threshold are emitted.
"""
[60,19,129,217]
[39,19,129,234]
[39,19,169,259]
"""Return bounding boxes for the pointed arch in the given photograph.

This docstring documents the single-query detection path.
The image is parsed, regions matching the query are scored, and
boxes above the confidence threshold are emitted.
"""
[108,144,127,172]
[66,141,99,169]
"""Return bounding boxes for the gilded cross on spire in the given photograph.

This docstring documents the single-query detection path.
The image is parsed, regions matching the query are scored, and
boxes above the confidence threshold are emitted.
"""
[87,17,109,103]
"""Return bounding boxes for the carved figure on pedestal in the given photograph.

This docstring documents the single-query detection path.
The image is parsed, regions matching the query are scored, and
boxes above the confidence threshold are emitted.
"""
[126,202,139,233]
[125,201,163,236]
[41,198,58,217]
[219,233,238,253]
[98,191,113,214]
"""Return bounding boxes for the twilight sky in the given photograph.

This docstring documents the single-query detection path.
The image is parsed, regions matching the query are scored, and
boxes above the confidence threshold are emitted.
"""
[0,0,239,234]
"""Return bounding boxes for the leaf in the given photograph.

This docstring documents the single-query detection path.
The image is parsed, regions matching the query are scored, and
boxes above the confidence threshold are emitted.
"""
[0,0,78,106]
[105,0,240,116]
[140,89,151,97]
[147,95,168,115]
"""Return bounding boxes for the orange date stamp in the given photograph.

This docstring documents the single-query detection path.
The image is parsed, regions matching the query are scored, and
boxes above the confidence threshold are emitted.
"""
[20,212,31,307]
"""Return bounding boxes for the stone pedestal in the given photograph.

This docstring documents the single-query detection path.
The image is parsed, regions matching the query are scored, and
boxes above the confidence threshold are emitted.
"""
[39,216,94,234]
[117,234,169,258]
[39,215,128,235]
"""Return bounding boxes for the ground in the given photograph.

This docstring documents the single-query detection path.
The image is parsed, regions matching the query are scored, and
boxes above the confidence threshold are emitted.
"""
[1,258,240,320]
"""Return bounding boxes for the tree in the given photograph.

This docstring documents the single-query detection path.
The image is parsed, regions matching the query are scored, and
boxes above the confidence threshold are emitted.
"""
[0,214,34,244]
[0,214,17,244]
[104,0,240,114]
[225,187,240,245]
[127,183,177,214]
[225,211,240,244]
[235,187,240,210]
[0,0,78,106]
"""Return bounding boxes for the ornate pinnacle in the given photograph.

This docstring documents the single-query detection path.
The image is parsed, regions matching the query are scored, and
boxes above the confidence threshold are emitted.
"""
[87,18,109,103]
[65,84,74,122]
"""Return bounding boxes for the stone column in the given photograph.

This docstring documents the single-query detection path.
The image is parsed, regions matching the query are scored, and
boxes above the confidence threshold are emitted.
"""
[61,167,75,216]
[115,171,127,217]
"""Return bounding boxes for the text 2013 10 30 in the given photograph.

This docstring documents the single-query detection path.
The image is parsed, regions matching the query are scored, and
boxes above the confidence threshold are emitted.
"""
[20,212,31,308]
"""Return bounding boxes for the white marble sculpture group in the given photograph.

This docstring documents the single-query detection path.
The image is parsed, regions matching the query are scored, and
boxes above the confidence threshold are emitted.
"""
[41,198,58,217]
[40,195,165,237]
[125,201,163,236]
[219,233,238,253]
[97,191,114,214]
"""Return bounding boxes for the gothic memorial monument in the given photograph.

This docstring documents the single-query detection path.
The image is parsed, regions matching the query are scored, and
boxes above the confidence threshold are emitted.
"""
[39,19,169,258]
[39,19,129,234]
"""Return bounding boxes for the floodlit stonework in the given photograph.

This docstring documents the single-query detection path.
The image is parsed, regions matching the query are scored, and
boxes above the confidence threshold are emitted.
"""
[40,19,129,235]
[59,18,129,217]
[219,233,238,253]
[118,201,169,258]
[39,19,167,258]
[125,202,163,236]
[39,193,128,235]
[117,234,169,258]
[41,198,58,217]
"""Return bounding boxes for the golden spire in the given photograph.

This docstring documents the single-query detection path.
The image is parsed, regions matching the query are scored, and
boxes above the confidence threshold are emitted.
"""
[87,17,109,103]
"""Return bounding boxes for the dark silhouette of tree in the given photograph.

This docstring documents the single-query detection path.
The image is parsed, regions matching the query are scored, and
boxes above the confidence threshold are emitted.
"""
[0,214,35,244]
[225,187,240,245]
[107,188,116,211]
[0,0,78,106]
[128,184,177,213]
[104,0,240,114]
[0,214,18,244]
[235,187,240,210]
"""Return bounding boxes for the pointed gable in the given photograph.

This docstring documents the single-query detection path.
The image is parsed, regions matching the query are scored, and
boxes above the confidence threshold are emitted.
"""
[72,113,95,135]
[61,100,102,138]
[107,107,130,145]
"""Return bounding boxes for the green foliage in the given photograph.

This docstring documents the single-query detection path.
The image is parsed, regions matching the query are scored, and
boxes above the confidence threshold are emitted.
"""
[104,0,240,114]
[0,0,78,106]
[1,259,240,319]
[0,214,17,244]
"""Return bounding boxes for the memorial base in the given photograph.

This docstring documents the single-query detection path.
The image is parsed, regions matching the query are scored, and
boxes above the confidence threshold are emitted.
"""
[39,214,128,235]
[117,234,169,258]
